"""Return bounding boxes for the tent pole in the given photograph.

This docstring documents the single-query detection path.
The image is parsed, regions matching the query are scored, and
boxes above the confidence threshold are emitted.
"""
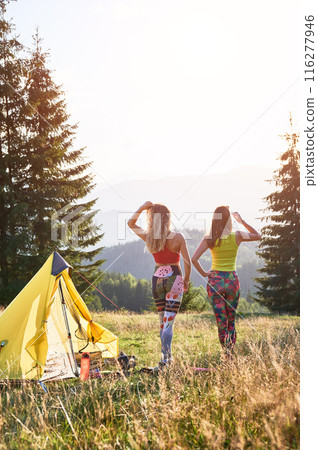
[59,279,79,377]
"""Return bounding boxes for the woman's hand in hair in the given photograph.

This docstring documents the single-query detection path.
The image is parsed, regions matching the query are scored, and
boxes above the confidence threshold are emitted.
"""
[232,212,243,223]
[233,213,261,244]
[139,201,153,212]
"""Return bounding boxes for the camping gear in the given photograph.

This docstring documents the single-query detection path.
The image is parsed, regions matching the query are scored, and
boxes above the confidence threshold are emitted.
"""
[90,368,102,379]
[117,351,136,371]
[80,353,90,380]
[0,252,119,381]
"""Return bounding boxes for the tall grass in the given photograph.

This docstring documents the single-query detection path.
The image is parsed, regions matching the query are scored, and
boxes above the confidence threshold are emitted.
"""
[0,313,299,449]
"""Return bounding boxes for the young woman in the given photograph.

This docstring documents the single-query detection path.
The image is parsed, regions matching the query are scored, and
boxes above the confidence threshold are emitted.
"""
[128,201,191,370]
[191,206,260,354]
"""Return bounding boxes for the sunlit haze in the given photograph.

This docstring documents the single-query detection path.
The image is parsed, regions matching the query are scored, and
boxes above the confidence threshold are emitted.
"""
[8,0,300,187]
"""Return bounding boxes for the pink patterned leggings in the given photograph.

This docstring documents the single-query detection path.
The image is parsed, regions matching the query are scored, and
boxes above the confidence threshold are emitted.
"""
[207,270,240,350]
[152,265,183,364]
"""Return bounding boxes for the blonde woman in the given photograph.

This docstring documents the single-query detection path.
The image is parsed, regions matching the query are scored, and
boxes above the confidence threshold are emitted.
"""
[128,201,191,370]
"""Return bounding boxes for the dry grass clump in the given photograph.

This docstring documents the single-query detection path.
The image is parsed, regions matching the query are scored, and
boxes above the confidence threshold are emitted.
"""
[0,313,299,449]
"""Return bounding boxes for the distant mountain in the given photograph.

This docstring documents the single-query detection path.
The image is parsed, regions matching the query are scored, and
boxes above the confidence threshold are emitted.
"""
[94,165,273,246]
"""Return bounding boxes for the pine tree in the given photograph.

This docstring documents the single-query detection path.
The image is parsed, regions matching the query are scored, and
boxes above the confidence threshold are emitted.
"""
[254,115,300,314]
[20,29,105,301]
[179,281,197,312]
[0,0,29,300]
[0,6,105,305]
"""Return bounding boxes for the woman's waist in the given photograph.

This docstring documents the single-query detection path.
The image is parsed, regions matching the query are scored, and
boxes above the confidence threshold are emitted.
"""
[209,269,238,277]
[155,262,181,268]
[153,256,180,264]
[211,249,238,263]
[211,258,237,271]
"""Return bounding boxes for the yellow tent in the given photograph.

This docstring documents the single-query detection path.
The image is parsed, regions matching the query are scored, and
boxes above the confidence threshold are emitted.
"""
[0,252,119,381]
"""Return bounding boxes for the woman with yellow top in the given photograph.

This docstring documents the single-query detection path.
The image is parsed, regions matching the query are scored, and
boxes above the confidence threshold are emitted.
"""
[191,206,260,353]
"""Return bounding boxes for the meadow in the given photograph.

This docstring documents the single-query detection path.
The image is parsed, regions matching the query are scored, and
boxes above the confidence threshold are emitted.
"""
[0,312,300,449]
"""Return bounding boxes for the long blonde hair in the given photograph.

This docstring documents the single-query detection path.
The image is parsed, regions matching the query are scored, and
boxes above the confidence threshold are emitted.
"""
[145,203,171,253]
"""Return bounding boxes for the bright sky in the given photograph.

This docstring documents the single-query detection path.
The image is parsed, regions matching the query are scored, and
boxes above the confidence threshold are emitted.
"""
[8,0,300,188]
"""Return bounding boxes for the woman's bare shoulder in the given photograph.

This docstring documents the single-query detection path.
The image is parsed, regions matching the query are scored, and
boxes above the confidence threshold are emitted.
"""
[166,231,182,239]
[173,232,186,243]
[166,232,184,251]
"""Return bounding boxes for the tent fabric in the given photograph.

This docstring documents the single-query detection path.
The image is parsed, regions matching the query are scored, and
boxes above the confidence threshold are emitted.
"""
[62,272,117,345]
[0,253,119,380]
[51,251,71,276]
[25,277,60,372]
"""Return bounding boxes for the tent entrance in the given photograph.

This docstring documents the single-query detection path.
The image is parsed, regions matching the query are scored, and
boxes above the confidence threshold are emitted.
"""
[58,279,79,377]
[40,280,79,382]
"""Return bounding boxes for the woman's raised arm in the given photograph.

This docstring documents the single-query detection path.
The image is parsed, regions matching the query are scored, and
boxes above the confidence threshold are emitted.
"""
[127,201,153,241]
[232,212,261,244]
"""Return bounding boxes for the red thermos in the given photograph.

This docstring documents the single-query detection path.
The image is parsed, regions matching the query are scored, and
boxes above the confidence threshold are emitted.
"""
[80,352,90,380]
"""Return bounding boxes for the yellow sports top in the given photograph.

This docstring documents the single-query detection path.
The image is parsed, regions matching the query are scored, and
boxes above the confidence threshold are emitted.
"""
[210,232,239,271]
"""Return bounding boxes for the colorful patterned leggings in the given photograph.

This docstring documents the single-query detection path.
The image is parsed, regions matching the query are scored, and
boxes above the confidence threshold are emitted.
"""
[152,265,183,364]
[207,270,240,350]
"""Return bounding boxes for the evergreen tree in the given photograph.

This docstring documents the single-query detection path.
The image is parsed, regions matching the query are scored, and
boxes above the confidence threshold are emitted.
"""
[179,281,197,312]
[134,280,145,311]
[0,3,105,305]
[0,0,28,300]
[21,29,105,301]
[96,272,153,312]
[254,116,300,314]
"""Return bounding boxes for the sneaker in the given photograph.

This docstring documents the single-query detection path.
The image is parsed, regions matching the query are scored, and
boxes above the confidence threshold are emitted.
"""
[140,362,166,374]
[152,362,167,373]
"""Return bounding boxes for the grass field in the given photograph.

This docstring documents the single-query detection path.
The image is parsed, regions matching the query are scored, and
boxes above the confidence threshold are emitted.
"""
[0,312,300,449]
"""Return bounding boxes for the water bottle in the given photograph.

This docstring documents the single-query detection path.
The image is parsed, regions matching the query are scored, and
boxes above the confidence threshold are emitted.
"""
[80,352,90,380]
